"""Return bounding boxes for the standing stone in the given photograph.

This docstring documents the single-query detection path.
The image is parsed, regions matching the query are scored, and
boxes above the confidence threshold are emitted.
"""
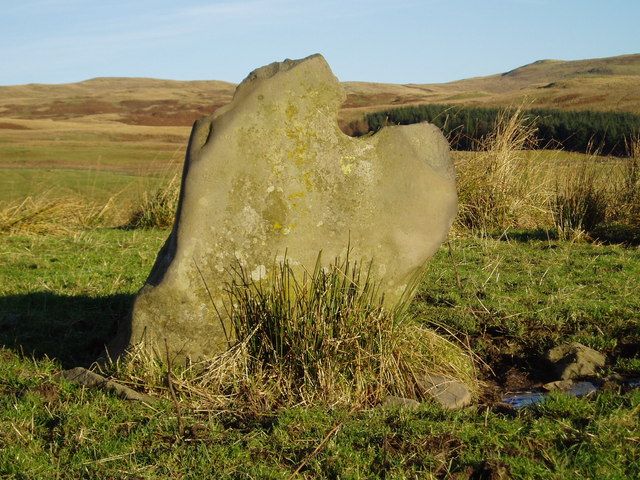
[115,54,457,361]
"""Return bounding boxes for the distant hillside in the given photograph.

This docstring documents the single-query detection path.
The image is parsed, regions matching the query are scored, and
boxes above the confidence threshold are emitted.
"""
[0,53,638,173]
[0,77,236,127]
[342,53,640,128]
[1,53,638,132]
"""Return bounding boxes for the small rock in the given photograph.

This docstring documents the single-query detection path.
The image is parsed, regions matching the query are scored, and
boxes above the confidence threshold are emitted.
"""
[60,367,157,404]
[382,395,421,409]
[418,374,472,409]
[566,381,598,397]
[61,367,106,388]
[542,379,575,391]
[545,342,606,380]
[543,379,599,397]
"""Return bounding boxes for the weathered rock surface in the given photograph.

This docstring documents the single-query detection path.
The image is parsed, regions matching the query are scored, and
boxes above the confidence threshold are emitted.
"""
[382,395,421,409]
[117,54,457,360]
[418,374,472,409]
[60,367,157,403]
[545,342,606,380]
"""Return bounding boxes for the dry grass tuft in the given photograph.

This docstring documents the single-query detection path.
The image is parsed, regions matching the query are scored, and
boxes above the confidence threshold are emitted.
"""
[125,171,180,229]
[551,155,608,239]
[109,255,476,413]
[0,194,115,235]
[615,136,640,223]
[551,137,640,240]
[455,106,551,235]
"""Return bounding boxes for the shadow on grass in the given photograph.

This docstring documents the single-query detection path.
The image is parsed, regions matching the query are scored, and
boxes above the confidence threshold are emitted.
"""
[494,226,640,245]
[590,223,640,246]
[0,292,133,368]
[493,228,559,243]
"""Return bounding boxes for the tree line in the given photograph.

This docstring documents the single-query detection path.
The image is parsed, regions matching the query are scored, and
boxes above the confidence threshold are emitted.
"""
[362,104,640,156]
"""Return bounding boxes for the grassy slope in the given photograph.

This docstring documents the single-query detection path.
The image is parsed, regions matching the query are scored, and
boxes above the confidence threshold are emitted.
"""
[1,229,639,478]
[1,55,639,477]
[0,53,638,187]
[341,53,640,123]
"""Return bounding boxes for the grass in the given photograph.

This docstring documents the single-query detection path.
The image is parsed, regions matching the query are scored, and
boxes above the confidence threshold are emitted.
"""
[1,353,639,479]
[120,254,475,413]
[454,106,550,234]
[0,136,185,174]
[0,168,165,204]
[551,156,608,238]
[453,111,640,244]
[1,97,639,476]
[1,230,639,478]
[0,116,188,179]
[124,171,180,229]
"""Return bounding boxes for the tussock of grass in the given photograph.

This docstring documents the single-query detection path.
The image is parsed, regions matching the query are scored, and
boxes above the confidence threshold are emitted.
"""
[0,194,114,235]
[551,157,608,239]
[455,106,551,235]
[615,136,640,223]
[110,255,475,412]
[124,171,180,229]
[549,137,640,241]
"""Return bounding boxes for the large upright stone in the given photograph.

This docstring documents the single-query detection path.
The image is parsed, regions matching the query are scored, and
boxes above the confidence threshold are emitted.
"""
[117,54,457,360]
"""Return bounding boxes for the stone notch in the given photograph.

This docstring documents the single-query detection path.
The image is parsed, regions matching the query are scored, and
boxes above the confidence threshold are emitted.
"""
[115,54,457,361]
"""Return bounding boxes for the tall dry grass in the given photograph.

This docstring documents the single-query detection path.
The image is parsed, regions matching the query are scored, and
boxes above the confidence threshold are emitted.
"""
[109,254,476,412]
[124,171,180,229]
[550,153,608,239]
[0,193,115,235]
[455,106,551,235]
[615,137,640,223]
[549,137,640,240]
[0,168,182,235]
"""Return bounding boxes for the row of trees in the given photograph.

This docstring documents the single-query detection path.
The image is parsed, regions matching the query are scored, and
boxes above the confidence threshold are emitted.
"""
[363,104,640,156]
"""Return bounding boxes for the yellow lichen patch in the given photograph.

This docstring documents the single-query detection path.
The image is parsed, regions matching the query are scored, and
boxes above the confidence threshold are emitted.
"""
[287,191,305,201]
[285,103,299,120]
[302,171,315,191]
[340,154,357,175]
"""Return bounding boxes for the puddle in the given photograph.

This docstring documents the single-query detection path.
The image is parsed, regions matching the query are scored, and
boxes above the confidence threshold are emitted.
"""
[501,391,546,409]
[502,378,640,409]
[502,381,597,409]
[627,378,640,388]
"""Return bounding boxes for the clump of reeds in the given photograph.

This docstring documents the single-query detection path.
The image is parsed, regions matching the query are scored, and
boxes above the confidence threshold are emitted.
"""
[551,155,608,239]
[615,136,640,223]
[455,106,550,235]
[586,136,640,244]
[110,254,475,413]
[125,171,180,229]
[0,194,114,235]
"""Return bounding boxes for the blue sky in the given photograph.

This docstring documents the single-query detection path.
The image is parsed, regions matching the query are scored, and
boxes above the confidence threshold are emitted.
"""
[2,0,639,86]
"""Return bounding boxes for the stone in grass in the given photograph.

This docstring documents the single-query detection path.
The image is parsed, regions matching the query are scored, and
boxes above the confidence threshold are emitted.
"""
[418,374,472,410]
[60,367,157,404]
[382,395,421,409]
[545,342,606,381]
[115,53,457,361]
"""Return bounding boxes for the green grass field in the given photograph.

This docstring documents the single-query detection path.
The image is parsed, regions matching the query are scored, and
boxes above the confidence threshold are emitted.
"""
[0,168,167,204]
[1,228,639,478]
[1,111,639,477]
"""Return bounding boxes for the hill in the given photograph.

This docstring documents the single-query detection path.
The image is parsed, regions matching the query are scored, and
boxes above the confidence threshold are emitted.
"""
[342,53,640,126]
[0,53,638,172]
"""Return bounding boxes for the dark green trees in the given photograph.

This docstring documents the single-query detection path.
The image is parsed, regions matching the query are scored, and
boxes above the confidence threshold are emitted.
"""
[364,104,640,156]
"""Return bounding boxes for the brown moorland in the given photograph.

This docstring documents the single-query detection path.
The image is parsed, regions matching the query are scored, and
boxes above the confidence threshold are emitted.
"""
[0,52,638,175]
